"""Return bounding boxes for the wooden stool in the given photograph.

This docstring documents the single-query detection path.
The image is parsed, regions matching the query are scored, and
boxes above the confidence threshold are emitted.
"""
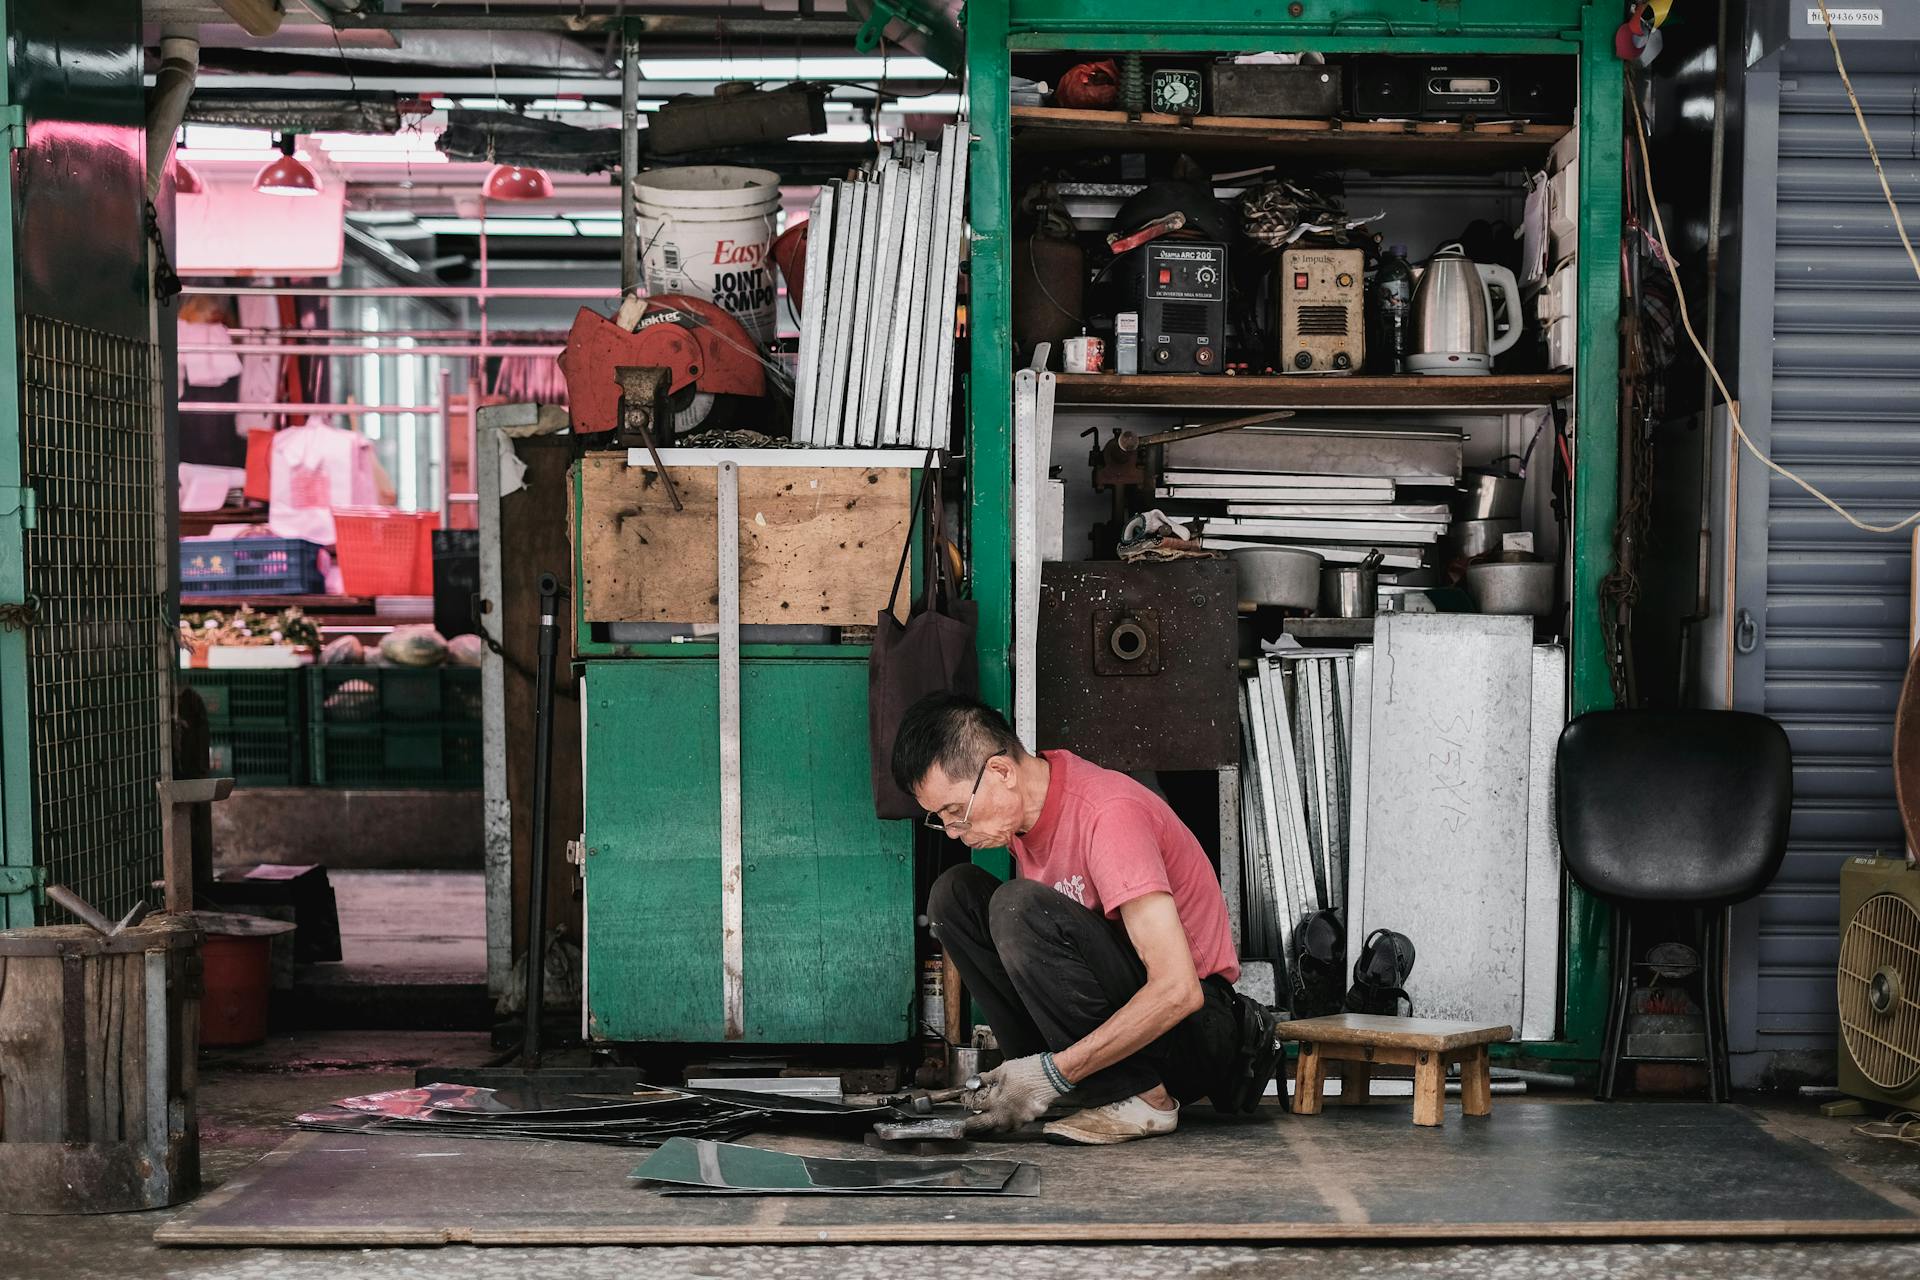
[1280,1014,1512,1127]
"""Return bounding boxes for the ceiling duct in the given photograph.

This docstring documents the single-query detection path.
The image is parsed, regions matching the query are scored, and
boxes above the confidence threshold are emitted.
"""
[435,109,874,184]
[437,109,621,173]
[183,90,404,134]
[244,28,609,73]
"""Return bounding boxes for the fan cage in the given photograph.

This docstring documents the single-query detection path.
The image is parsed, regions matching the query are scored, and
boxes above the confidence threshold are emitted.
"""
[1838,890,1920,1093]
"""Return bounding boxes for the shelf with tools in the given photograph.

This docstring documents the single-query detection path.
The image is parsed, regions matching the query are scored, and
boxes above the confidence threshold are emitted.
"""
[1051,372,1572,410]
[1010,106,1570,173]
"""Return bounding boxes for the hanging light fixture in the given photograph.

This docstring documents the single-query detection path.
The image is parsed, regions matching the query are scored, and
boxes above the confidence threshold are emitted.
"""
[254,133,321,197]
[483,164,553,201]
[172,158,204,195]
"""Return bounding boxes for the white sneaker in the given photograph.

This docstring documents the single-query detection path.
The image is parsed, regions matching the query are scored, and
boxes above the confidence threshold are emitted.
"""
[1042,1094,1180,1145]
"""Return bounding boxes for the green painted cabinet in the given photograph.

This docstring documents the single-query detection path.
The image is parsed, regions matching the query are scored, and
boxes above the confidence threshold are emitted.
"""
[582,657,914,1044]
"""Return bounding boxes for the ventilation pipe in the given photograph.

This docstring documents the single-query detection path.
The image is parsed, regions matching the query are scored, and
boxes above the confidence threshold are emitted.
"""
[146,33,200,201]
[214,0,286,38]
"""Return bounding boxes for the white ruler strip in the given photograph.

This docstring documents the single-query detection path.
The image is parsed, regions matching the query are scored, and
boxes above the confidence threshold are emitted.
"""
[1012,368,1039,752]
[717,461,745,1039]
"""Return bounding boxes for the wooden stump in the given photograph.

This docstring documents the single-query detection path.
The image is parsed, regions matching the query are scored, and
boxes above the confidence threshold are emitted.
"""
[0,916,202,1213]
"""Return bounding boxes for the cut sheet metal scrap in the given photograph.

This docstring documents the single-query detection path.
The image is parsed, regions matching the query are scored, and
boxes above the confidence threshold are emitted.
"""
[292,1103,766,1147]
[331,1084,514,1116]
[664,1164,1045,1198]
[675,1086,918,1124]
[632,1137,1038,1196]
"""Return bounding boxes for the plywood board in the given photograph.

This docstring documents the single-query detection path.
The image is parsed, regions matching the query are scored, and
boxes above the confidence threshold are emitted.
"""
[156,1104,1920,1247]
[575,455,910,626]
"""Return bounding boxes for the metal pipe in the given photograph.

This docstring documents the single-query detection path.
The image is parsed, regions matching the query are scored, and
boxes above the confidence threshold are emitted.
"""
[147,35,200,201]
[177,401,445,415]
[180,284,619,300]
[223,328,570,342]
[439,366,453,527]
[177,344,563,357]
[521,570,563,1067]
[620,26,641,295]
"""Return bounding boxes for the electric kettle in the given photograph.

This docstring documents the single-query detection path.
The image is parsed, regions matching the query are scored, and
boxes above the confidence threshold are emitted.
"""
[1406,244,1522,376]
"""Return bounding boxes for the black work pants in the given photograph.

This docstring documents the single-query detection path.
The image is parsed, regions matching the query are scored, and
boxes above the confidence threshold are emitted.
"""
[927,863,1241,1108]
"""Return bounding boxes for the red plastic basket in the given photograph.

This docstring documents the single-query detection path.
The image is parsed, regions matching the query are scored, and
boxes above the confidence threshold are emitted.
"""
[331,508,437,597]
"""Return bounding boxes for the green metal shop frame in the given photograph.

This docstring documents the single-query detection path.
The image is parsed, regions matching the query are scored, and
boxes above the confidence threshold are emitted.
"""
[963,0,1623,1066]
[0,13,30,928]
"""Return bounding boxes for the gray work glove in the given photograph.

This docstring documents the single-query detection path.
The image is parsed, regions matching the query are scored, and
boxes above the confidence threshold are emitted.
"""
[963,1053,1069,1135]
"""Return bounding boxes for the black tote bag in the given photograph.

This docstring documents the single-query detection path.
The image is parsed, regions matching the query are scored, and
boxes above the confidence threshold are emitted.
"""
[868,455,977,819]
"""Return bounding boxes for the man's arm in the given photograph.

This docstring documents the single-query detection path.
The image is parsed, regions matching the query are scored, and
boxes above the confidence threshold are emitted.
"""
[1050,891,1203,1086]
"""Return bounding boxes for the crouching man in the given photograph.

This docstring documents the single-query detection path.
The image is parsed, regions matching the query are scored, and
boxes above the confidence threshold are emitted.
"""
[895,693,1278,1144]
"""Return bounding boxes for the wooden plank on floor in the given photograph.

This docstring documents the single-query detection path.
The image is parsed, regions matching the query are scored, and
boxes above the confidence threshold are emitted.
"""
[153,1104,1920,1248]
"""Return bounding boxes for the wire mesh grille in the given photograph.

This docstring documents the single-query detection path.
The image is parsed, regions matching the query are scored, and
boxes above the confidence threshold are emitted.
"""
[20,315,168,915]
[1838,891,1920,1093]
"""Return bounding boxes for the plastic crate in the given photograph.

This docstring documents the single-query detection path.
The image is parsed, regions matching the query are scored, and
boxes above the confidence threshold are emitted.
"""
[309,666,481,724]
[332,509,436,597]
[311,721,481,789]
[180,536,326,596]
[208,723,306,787]
[182,669,303,723]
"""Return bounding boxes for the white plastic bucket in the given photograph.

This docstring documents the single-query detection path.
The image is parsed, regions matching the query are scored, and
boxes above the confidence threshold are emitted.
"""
[633,165,781,343]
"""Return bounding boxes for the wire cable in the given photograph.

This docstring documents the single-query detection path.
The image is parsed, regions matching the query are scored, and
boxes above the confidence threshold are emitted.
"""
[1626,3,1920,535]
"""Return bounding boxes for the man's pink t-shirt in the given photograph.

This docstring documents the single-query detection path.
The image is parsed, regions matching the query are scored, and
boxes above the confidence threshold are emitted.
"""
[1009,750,1240,983]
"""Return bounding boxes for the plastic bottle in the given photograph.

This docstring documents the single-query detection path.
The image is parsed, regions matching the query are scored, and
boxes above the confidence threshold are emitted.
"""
[1371,244,1414,374]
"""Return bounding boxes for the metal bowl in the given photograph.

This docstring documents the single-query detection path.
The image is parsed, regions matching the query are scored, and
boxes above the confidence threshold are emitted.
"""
[1230,546,1324,609]
[1454,517,1520,562]
[1465,560,1556,616]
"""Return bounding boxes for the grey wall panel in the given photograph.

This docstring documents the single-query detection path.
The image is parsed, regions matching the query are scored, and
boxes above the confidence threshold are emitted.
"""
[1731,64,1918,1084]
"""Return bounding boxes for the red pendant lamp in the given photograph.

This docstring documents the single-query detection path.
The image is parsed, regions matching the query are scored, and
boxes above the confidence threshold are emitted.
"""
[483,164,553,201]
[254,133,321,197]
[172,158,204,195]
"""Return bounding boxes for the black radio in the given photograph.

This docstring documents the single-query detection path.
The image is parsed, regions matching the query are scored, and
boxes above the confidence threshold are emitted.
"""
[1121,241,1227,374]
[1346,57,1572,123]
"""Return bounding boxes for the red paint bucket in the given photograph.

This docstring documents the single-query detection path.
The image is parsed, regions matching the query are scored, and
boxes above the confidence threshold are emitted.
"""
[199,932,273,1046]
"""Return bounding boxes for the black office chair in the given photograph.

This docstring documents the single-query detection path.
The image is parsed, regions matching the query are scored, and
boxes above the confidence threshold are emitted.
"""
[1555,710,1792,1102]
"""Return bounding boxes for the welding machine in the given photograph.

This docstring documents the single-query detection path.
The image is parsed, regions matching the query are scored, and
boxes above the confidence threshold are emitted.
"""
[1120,241,1227,374]
[1279,246,1365,373]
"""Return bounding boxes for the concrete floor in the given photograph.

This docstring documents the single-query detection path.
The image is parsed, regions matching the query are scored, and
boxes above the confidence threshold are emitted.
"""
[4,1030,1919,1279]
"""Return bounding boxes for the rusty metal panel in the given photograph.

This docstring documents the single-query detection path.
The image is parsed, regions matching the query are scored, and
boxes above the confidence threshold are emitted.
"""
[1036,560,1239,771]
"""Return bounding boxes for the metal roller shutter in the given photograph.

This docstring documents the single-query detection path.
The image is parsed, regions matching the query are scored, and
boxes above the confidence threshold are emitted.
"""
[1735,67,1920,1081]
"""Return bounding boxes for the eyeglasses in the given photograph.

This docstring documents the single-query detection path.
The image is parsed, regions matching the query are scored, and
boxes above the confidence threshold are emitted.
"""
[924,755,996,833]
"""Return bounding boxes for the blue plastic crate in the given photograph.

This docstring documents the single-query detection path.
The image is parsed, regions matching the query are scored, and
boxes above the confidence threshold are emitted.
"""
[180,537,326,596]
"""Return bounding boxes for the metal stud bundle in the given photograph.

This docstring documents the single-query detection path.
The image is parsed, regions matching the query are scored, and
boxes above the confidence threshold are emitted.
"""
[1238,652,1354,967]
[791,124,969,449]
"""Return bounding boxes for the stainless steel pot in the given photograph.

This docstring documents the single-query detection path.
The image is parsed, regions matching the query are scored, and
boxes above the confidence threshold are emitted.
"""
[1319,560,1379,618]
[1465,560,1555,616]
[1230,546,1324,609]
[1455,473,1524,521]
[1454,517,1520,562]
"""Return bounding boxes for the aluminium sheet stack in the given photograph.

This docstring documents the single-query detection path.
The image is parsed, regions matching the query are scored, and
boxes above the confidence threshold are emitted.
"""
[1159,423,1465,574]
[1237,652,1354,970]
[790,125,968,450]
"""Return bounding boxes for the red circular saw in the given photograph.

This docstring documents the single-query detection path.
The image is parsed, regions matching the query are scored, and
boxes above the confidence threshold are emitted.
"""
[559,293,767,437]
